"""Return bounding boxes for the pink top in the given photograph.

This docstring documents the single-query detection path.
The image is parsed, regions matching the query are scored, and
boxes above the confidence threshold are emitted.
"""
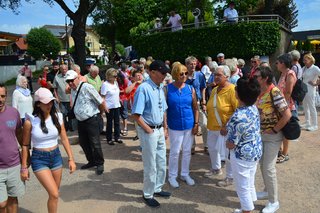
[277,69,297,111]
[20,66,32,77]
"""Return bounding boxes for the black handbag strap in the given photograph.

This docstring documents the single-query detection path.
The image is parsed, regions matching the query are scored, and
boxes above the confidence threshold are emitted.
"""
[71,82,84,111]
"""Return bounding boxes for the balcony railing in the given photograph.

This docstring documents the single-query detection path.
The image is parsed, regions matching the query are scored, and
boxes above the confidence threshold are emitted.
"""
[147,14,291,35]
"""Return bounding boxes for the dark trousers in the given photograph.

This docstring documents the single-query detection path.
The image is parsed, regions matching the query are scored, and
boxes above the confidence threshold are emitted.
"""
[106,108,120,141]
[60,102,73,131]
[78,114,104,166]
[27,77,33,93]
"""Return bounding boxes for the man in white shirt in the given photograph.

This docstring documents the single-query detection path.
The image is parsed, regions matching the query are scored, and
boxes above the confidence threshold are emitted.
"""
[201,56,212,82]
[166,11,183,32]
[224,1,238,23]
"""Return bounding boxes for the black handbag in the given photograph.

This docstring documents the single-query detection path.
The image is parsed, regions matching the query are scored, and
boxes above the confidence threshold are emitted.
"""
[281,116,301,140]
[270,89,301,140]
[68,82,84,120]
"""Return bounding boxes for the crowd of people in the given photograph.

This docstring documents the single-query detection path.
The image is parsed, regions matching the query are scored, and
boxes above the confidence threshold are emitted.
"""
[1,50,320,213]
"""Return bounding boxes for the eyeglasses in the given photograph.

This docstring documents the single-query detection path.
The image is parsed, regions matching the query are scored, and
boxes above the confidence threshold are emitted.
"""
[251,61,257,64]
[112,75,118,78]
[66,79,75,84]
[180,72,188,76]
[253,75,261,78]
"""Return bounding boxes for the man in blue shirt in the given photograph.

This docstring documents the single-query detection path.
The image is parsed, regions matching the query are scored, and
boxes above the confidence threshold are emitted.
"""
[185,56,207,153]
[132,60,170,208]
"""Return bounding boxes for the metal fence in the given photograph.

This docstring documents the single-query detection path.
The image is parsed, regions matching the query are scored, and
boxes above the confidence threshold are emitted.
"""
[148,14,291,35]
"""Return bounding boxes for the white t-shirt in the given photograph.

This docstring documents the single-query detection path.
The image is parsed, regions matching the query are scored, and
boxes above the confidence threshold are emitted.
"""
[101,81,121,109]
[302,65,320,95]
[12,89,33,119]
[167,14,183,32]
[201,65,211,82]
[224,7,238,22]
[26,113,63,149]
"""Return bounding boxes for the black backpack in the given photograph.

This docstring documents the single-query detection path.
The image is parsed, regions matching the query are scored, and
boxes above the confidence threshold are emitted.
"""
[291,72,308,102]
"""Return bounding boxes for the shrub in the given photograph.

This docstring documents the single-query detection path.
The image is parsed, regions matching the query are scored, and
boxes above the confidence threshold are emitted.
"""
[133,22,280,63]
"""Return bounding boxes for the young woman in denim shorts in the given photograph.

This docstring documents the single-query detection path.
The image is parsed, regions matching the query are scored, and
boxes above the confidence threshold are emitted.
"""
[20,88,76,213]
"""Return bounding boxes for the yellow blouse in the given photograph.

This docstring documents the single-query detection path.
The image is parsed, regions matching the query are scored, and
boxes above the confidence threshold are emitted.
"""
[207,84,238,131]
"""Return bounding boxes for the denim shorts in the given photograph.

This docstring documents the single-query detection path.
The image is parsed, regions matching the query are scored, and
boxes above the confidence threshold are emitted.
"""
[31,147,63,173]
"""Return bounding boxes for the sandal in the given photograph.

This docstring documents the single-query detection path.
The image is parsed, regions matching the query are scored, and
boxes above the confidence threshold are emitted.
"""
[276,154,286,163]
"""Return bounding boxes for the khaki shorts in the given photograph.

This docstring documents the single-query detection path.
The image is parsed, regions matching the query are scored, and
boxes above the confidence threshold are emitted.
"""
[0,164,25,202]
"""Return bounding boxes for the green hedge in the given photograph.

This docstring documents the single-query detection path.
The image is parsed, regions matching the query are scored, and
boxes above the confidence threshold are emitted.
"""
[133,22,280,63]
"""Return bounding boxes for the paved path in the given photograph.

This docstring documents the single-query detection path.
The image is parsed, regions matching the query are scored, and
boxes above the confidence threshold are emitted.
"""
[4,83,320,213]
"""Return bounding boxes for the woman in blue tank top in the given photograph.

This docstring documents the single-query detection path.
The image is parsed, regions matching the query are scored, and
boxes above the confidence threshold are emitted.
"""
[166,62,199,188]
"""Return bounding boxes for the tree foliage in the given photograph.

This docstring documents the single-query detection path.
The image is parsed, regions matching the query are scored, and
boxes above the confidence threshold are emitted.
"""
[26,27,61,59]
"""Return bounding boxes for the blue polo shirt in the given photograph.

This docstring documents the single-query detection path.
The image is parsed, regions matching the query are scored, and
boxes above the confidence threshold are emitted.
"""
[185,71,206,100]
[132,78,168,126]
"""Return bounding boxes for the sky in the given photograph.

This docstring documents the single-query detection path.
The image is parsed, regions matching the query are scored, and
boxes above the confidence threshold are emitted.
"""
[0,0,319,35]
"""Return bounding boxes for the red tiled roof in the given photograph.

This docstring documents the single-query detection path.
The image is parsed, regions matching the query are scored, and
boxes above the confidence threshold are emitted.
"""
[15,37,27,50]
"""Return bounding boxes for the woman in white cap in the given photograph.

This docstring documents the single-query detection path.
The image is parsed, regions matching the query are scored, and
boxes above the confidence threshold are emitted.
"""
[20,87,76,213]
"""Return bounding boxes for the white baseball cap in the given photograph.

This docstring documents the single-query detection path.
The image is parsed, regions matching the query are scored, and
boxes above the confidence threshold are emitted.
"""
[34,88,56,104]
[65,70,78,81]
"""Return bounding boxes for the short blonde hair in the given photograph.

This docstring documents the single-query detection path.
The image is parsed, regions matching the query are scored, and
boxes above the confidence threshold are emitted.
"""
[90,65,99,74]
[303,53,315,64]
[171,63,187,81]
[105,68,118,80]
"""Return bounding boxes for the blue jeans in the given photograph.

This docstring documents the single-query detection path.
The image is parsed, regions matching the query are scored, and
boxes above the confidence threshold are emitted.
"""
[137,126,166,199]
[31,147,63,172]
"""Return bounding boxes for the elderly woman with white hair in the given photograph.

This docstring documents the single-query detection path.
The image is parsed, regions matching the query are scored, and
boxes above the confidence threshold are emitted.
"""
[12,75,33,124]
[204,65,238,188]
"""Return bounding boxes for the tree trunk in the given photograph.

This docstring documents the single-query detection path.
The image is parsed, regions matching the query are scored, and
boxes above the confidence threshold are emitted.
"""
[71,18,87,75]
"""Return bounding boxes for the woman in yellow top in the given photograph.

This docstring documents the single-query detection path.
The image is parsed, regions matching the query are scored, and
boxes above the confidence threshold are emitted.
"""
[205,65,238,187]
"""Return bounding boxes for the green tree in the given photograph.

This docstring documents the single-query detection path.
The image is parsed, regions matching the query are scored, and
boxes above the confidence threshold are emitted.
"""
[26,27,61,59]
[1,0,100,70]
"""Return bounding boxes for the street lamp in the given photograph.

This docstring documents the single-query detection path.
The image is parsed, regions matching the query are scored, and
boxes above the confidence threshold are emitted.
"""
[65,15,69,52]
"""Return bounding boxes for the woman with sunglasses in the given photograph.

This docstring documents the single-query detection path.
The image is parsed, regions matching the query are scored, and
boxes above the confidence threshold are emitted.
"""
[101,68,122,145]
[254,66,291,213]
[20,87,76,213]
[166,62,199,188]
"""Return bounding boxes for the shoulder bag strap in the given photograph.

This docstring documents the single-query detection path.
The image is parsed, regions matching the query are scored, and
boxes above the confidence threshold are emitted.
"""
[71,82,84,111]
[213,89,223,127]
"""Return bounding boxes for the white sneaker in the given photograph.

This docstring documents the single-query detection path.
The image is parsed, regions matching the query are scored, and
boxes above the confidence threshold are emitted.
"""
[217,177,233,187]
[180,175,195,186]
[262,201,279,213]
[168,178,179,188]
[307,126,318,131]
[257,191,268,200]
[204,169,223,177]
[233,209,242,213]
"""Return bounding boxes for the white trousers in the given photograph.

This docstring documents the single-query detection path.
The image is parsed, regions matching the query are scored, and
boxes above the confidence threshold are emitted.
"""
[302,90,318,127]
[231,151,258,211]
[207,130,232,178]
[168,129,194,179]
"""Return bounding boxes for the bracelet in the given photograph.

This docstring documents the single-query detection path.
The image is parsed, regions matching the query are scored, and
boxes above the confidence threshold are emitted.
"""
[194,122,199,125]
[20,167,28,172]
[68,158,74,161]
[272,128,278,134]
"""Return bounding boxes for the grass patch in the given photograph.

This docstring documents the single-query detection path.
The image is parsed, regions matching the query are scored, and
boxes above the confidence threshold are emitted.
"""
[4,69,43,86]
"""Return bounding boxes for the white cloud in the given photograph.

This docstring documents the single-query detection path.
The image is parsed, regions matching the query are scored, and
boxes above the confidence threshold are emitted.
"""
[0,24,33,34]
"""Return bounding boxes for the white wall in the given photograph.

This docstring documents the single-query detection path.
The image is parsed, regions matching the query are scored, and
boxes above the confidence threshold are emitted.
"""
[0,65,36,83]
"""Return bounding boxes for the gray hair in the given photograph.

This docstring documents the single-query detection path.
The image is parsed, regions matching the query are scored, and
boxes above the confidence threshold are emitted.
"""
[72,64,81,72]
[185,56,197,65]
[215,65,231,79]
[290,50,301,61]
[225,58,237,73]
[237,59,245,66]
[16,75,27,87]
[208,61,218,72]
[89,65,99,74]
[205,56,212,63]
[139,57,146,64]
